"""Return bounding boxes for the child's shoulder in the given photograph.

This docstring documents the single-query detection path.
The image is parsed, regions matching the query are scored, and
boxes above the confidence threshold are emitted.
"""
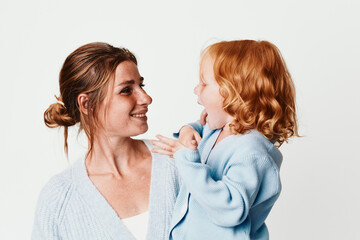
[234,129,273,149]
[229,130,282,168]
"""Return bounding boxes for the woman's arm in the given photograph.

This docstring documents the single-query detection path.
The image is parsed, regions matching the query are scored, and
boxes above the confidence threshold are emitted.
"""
[32,204,59,240]
[32,191,61,240]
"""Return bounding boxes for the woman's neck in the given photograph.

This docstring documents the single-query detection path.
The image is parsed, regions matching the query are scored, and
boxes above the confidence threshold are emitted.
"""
[85,135,149,178]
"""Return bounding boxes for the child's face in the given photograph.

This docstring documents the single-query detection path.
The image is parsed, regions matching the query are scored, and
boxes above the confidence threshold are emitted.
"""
[194,55,232,129]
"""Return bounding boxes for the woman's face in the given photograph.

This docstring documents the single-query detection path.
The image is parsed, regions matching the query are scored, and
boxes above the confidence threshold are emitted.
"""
[194,55,232,129]
[98,61,152,138]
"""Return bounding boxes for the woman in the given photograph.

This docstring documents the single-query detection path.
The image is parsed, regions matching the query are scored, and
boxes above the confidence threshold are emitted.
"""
[32,42,180,240]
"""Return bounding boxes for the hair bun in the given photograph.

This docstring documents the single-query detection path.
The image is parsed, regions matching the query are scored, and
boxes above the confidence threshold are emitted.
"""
[44,100,76,128]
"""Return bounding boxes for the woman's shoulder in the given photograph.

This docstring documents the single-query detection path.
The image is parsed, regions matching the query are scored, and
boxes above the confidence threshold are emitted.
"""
[142,139,176,167]
[32,160,85,238]
[142,139,181,187]
[39,166,73,200]
[34,161,79,218]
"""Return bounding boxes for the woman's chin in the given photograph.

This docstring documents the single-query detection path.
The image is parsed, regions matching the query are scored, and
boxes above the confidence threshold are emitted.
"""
[108,124,149,138]
[132,125,149,136]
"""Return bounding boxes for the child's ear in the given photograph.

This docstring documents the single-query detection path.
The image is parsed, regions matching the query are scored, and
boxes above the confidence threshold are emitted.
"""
[219,87,228,99]
[77,93,89,115]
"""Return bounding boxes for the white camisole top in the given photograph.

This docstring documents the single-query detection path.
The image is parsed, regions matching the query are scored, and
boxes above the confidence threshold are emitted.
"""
[121,211,149,240]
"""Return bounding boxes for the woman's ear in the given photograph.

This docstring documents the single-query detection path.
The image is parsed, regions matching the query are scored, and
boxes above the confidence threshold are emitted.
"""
[78,93,89,115]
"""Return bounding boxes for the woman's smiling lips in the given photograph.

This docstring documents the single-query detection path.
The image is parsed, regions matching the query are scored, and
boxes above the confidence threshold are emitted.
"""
[130,109,148,121]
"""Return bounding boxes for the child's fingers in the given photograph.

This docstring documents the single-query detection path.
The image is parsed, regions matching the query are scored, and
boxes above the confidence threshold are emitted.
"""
[200,109,208,125]
[194,132,202,145]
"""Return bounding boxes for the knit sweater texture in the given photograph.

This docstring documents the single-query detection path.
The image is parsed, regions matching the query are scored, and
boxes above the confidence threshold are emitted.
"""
[170,122,282,240]
[32,140,180,240]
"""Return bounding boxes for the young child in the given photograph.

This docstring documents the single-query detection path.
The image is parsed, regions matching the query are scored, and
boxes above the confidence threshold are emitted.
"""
[151,40,298,240]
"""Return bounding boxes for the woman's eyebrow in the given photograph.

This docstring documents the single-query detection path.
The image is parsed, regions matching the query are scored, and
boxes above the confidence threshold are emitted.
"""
[118,80,135,86]
[117,77,144,86]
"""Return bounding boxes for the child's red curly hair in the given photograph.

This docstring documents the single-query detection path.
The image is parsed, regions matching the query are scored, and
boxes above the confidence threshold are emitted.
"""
[202,40,299,146]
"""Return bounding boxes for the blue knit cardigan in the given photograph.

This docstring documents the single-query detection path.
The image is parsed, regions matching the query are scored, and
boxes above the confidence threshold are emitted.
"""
[170,122,283,240]
[32,140,180,240]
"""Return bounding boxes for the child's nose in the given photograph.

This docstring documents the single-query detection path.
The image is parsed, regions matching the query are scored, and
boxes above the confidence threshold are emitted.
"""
[193,84,200,96]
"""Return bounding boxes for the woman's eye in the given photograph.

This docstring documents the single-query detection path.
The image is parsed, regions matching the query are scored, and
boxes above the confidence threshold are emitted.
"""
[120,87,131,94]
[140,83,145,88]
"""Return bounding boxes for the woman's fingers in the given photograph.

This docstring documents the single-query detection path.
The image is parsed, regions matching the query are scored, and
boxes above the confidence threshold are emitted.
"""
[155,134,177,147]
[150,139,175,158]
[150,146,174,158]
[150,138,174,152]
[150,134,187,157]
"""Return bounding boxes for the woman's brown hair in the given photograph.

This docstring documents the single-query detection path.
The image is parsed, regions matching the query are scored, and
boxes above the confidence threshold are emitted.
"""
[202,40,299,146]
[44,42,137,155]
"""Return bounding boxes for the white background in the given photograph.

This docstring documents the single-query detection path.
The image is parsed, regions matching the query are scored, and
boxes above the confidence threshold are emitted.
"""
[1,0,360,239]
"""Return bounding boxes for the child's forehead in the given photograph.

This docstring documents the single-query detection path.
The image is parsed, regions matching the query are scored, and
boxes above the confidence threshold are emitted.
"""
[199,55,216,83]
[200,54,214,70]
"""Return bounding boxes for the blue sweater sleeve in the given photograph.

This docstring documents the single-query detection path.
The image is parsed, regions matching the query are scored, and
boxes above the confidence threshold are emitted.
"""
[173,149,280,227]
[31,174,72,240]
[32,187,60,240]
[173,120,204,138]
[32,199,60,240]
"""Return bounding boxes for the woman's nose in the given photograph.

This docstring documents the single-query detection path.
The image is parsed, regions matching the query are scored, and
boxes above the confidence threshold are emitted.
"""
[138,89,152,105]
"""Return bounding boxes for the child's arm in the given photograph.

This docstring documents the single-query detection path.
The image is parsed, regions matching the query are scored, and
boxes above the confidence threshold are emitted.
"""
[175,150,274,227]
[151,136,280,227]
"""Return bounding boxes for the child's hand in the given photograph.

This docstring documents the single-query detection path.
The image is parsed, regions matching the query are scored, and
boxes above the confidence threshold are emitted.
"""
[151,135,195,158]
[199,109,208,126]
[178,126,202,150]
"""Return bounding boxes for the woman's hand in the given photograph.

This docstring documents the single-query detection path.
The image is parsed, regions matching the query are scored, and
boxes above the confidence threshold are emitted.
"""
[151,135,194,158]
[151,109,207,158]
